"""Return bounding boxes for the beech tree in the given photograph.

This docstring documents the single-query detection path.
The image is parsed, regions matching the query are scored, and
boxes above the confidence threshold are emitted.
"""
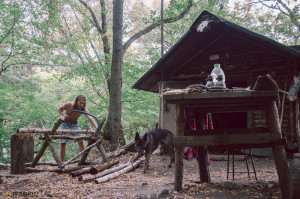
[73,0,194,149]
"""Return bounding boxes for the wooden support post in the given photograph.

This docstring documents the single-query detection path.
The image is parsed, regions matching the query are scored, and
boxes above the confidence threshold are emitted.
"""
[197,112,211,183]
[265,101,289,199]
[295,98,300,153]
[174,104,185,191]
[11,133,34,174]
[197,147,211,182]
[30,119,62,168]
[44,119,62,166]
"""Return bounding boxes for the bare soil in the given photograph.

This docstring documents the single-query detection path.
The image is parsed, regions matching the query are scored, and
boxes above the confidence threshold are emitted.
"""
[0,152,282,199]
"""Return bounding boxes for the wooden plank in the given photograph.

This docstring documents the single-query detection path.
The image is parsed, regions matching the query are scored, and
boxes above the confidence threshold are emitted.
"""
[163,90,278,111]
[163,90,278,101]
[173,133,281,147]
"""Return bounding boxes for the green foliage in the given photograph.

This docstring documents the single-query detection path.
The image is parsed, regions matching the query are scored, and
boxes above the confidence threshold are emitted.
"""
[1,0,298,164]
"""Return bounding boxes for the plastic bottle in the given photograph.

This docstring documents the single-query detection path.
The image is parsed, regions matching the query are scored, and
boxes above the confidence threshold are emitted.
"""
[205,75,214,88]
[211,63,226,88]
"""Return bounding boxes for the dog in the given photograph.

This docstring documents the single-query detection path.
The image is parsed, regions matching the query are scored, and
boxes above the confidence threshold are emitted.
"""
[135,128,175,173]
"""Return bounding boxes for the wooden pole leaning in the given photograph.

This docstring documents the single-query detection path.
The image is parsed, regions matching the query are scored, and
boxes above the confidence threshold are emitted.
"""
[78,123,96,166]
[264,101,289,199]
[30,119,62,168]
[60,138,102,168]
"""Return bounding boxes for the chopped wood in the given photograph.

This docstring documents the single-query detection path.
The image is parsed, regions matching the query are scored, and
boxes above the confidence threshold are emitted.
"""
[79,163,130,182]
[17,128,96,135]
[60,139,102,168]
[90,159,119,174]
[94,160,142,184]
[128,153,144,163]
[70,167,92,177]
[61,165,88,173]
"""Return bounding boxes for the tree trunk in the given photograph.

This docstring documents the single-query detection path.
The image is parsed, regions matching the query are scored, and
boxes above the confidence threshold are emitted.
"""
[10,133,34,174]
[105,0,125,150]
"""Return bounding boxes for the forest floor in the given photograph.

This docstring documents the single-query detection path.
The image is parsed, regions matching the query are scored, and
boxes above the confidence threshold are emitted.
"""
[0,149,282,199]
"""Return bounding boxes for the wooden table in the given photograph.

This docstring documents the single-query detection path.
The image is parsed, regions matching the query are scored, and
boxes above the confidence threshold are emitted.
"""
[163,90,289,199]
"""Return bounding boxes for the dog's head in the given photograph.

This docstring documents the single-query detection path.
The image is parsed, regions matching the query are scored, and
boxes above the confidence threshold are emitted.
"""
[135,132,148,156]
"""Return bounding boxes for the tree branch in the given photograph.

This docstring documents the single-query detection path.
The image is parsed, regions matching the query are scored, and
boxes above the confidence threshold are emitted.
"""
[252,0,300,31]
[122,0,193,53]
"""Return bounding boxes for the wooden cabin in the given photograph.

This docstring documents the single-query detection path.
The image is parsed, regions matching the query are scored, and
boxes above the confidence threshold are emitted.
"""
[133,10,300,152]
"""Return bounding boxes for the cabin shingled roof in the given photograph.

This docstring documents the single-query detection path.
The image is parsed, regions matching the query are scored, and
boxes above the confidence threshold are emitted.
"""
[132,10,300,93]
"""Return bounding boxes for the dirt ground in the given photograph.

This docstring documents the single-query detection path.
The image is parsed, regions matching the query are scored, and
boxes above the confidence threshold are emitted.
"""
[0,150,282,199]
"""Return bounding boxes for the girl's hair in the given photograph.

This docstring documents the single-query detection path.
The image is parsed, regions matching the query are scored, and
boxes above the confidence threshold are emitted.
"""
[73,95,86,110]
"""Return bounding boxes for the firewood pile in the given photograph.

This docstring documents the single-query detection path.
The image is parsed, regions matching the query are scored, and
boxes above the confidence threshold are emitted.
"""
[24,150,143,184]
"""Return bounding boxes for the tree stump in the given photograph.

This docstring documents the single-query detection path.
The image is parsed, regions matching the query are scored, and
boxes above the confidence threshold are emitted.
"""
[11,133,34,174]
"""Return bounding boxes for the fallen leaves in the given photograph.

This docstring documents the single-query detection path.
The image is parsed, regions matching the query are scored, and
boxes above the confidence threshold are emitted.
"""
[0,154,282,198]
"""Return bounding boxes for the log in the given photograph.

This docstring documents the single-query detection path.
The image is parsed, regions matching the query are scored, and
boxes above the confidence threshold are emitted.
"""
[10,133,34,174]
[60,139,101,168]
[25,160,79,167]
[94,160,142,184]
[70,167,92,177]
[61,165,88,173]
[0,174,22,178]
[79,124,96,166]
[90,159,119,174]
[44,135,61,166]
[50,118,63,135]
[30,142,48,168]
[82,123,110,164]
[17,128,96,135]
[25,165,87,173]
[38,135,98,141]
[30,119,62,168]
[96,142,109,163]
[79,163,130,182]
[25,167,61,173]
